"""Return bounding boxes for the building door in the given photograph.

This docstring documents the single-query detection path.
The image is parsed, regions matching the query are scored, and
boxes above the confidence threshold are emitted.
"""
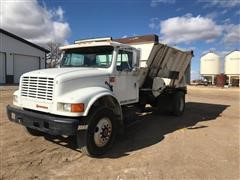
[13,54,40,83]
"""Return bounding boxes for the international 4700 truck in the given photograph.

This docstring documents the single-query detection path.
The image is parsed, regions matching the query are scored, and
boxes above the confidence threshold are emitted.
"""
[7,35,193,156]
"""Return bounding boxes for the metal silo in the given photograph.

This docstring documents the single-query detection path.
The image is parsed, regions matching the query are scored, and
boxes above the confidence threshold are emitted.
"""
[225,50,240,86]
[200,52,220,85]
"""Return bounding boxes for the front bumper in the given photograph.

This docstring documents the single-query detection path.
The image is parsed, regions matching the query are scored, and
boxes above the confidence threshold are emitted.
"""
[7,105,80,136]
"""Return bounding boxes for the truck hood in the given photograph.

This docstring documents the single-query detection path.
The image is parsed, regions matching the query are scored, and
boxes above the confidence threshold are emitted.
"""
[23,68,110,83]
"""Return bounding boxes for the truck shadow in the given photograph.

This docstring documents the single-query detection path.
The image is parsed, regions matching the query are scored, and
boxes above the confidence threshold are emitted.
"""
[44,102,229,158]
[103,101,229,158]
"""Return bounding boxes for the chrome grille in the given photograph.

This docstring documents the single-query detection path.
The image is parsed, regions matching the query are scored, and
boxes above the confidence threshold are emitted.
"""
[21,76,54,101]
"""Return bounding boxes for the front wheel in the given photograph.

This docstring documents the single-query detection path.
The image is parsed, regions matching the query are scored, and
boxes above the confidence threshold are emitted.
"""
[77,107,117,156]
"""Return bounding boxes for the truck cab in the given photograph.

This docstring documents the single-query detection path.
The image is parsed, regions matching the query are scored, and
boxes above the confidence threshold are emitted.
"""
[7,38,143,156]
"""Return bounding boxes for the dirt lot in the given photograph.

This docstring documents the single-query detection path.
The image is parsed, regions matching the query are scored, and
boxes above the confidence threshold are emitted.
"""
[0,86,239,179]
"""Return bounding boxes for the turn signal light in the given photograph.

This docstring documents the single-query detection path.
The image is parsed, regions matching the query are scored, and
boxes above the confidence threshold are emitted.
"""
[71,103,84,112]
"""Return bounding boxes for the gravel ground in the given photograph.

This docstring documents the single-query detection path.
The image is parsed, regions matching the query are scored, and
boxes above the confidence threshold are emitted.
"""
[0,86,239,179]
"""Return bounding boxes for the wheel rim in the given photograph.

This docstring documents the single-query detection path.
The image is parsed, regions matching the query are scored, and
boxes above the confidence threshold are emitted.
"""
[94,117,112,147]
[179,96,184,112]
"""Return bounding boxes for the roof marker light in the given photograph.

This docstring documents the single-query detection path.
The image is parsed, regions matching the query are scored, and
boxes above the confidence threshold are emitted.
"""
[74,37,112,44]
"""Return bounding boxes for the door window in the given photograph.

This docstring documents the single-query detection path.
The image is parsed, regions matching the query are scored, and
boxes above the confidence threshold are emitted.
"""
[116,50,133,71]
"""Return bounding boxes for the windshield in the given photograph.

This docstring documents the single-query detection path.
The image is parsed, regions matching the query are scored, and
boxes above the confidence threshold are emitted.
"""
[61,46,114,68]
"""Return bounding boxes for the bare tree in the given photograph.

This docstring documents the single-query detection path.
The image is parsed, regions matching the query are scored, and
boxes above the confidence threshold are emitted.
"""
[46,42,62,68]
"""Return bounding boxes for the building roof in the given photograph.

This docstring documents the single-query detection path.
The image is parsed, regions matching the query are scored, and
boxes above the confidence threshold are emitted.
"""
[225,50,240,57]
[201,51,219,58]
[0,28,49,53]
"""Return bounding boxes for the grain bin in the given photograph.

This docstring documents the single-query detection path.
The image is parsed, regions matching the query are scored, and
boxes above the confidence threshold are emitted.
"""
[200,52,220,85]
[224,50,240,87]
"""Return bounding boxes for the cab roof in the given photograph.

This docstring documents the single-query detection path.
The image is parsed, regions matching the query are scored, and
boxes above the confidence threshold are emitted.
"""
[59,38,135,50]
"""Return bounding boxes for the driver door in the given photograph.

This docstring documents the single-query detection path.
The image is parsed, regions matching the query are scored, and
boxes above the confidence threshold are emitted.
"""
[113,49,139,105]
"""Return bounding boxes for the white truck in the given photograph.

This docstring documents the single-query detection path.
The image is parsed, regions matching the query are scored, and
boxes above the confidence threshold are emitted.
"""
[7,35,193,156]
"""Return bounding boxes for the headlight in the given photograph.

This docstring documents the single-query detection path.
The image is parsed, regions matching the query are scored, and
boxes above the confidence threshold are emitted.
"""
[59,103,84,112]
[63,103,71,111]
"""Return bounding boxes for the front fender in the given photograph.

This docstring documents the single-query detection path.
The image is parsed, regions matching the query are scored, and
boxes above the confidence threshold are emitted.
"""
[13,90,20,106]
[56,86,118,116]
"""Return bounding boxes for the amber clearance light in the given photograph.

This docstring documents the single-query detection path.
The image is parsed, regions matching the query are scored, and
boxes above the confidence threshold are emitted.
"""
[71,103,84,112]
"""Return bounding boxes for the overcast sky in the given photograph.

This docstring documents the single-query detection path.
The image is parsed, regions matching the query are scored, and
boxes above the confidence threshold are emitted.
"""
[1,0,239,80]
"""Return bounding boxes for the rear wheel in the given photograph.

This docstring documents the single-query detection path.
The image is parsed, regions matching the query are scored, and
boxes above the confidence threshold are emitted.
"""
[156,95,171,114]
[77,107,117,156]
[171,91,185,116]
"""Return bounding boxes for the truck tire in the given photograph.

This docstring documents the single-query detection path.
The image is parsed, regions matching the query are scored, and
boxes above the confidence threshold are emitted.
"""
[77,106,117,156]
[171,91,185,116]
[25,127,42,136]
[155,95,171,114]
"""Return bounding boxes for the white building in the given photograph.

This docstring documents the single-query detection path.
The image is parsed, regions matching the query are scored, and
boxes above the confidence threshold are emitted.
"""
[0,29,49,84]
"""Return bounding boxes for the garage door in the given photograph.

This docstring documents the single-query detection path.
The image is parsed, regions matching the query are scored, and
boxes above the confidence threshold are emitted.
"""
[0,52,6,84]
[14,54,40,83]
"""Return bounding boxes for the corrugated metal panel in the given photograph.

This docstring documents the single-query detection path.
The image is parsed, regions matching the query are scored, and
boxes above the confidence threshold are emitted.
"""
[173,54,193,86]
